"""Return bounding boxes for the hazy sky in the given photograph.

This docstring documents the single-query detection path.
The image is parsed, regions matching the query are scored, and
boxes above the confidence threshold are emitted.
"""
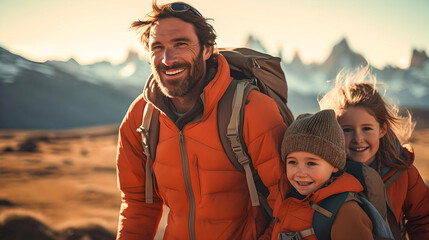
[1,0,428,68]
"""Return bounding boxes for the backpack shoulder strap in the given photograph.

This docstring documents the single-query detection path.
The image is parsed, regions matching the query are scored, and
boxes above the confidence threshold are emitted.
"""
[218,79,242,170]
[313,192,394,240]
[221,79,273,220]
[346,161,400,239]
[221,79,260,206]
[354,194,395,239]
[384,169,405,188]
[312,192,350,240]
[385,197,405,240]
[384,169,406,240]
[137,102,160,204]
[346,161,388,219]
[281,192,386,240]
[218,78,273,211]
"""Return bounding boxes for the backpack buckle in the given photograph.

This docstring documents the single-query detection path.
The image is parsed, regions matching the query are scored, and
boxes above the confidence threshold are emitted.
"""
[250,77,258,86]
[278,232,302,240]
[226,132,249,164]
[137,126,151,159]
[226,132,240,147]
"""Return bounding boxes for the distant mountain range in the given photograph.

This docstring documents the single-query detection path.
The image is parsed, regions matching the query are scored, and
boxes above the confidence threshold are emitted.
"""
[1,36,428,129]
[0,47,147,129]
[246,35,429,114]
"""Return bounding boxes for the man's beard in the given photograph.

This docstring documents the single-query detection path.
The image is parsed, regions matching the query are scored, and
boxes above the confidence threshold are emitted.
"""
[152,51,206,98]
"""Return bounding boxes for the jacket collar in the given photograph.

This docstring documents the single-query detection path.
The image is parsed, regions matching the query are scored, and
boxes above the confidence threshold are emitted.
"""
[369,141,415,177]
[281,173,363,204]
[308,172,363,203]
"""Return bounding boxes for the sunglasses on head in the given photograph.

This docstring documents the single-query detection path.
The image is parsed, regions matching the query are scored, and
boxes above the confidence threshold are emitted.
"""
[169,2,202,17]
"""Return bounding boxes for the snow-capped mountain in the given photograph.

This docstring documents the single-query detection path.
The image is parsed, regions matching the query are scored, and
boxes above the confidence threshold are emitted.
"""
[243,37,429,114]
[45,49,150,91]
[0,47,140,129]
[1,35,428,129]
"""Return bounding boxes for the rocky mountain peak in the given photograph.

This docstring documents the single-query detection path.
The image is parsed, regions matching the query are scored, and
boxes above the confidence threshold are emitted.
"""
[410,49,429,68]
[125,49,140,62]
[244,34,268,53]
[334,38,351,53]
[66,58,80,66]
[321,38,367,78]
[291,51,304,66]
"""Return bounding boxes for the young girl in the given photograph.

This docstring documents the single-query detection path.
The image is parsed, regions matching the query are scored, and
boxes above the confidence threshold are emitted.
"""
[319,67,429,240]
[266,109,378,240]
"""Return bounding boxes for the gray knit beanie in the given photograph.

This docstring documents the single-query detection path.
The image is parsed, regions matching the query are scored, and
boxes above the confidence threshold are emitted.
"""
[281,109,346,170]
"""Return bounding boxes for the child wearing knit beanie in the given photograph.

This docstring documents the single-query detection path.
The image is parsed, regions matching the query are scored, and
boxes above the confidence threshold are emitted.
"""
[265,110,376,240]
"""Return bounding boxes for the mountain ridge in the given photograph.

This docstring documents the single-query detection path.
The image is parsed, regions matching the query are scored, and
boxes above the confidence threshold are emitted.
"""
[1,37,428,129]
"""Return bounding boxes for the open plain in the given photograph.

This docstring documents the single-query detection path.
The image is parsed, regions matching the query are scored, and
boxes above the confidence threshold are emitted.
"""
[0,124,428,239]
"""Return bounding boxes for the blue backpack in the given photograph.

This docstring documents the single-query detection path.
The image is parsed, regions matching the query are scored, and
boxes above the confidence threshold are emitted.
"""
[277,161,395,240]
[312,191,394,240]
[277,191,394,240]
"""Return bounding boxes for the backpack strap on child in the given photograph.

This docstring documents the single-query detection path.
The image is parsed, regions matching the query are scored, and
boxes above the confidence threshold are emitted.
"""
[276,198,340,240]
[312,192,350,239]
[356,193,395,240]
[279,192,394,240]
[344,161,406,239]
[384,168,406,240]
[312,192,394,240]
[277,228,315,240]
[384,169,405,189]
[345,161,388,219]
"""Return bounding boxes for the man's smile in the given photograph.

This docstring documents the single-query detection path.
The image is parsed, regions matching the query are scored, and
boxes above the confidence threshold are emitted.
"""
[165,68,185,75]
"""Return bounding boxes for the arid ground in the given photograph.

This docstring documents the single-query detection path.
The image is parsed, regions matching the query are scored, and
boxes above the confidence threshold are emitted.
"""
[0,124,428,239]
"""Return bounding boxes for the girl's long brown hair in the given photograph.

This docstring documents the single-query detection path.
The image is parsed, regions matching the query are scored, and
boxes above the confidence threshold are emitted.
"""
[319,66,415,171]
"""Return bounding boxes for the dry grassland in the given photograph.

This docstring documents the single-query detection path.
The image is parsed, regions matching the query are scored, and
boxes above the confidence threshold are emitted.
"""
[0,125,428,239]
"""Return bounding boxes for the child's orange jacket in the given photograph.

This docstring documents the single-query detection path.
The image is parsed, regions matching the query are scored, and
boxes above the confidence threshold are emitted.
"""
[269,172,373,240]
[383,144,429,239]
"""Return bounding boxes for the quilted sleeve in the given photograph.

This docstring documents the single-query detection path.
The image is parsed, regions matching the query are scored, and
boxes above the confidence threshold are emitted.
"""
[243,90,287,209]
[403,164,429,240]
[116,96,163,240]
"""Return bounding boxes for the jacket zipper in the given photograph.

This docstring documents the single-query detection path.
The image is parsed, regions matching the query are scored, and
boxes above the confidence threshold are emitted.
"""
[179,130,196,240]
[159,92,205,239]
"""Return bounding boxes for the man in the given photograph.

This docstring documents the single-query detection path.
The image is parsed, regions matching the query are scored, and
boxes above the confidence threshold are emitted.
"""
[116,1,287,239]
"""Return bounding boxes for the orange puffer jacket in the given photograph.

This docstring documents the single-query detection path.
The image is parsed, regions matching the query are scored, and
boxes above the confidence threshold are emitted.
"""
[383,144,429,240]
[269,173,373,240]
[116,54,287,240]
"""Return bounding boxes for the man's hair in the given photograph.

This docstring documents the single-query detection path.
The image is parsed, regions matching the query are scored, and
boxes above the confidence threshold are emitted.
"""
[319,66,415,171]
[130,1,217,51]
